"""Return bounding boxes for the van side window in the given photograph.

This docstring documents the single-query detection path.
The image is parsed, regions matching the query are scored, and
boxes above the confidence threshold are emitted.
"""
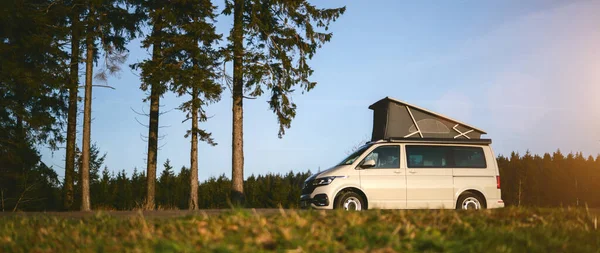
[406,146,451,168]
[362,146,400,168]
[453,147,486,168]
[406,146,487,168]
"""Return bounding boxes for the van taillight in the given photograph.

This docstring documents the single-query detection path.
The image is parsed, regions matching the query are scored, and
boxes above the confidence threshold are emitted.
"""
[496,176,501,189]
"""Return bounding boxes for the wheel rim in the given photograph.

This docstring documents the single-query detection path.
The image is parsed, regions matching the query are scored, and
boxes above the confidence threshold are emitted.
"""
[461,197,481,210]
[343,197,362,211]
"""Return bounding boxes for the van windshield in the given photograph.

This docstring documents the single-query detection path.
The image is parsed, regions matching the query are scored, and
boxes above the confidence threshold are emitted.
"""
[337,144,371,166]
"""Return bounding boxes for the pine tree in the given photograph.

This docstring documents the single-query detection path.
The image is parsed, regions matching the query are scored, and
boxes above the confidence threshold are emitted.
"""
[509,152,522,206]
[113,170,133,209]
[594,155,600,207]
[552,150,566,206]
[158,159,175,208]
[130,168,147,207]
[132,1,171,210]
[540,153,553,206]
[133,0,222,210]
[521,152,539,206]
[583,155,595,207]
[74,143,107,208]
[222,0,345,205]
[176,166,191,209]
[95,166,113,209]
[79,0,142,211]
[168,0,222,210]
[0,0,70,211]
[64,1,84,211]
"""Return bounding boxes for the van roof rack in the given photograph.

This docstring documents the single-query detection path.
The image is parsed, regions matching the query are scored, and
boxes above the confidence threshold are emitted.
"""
[381,137,492,145]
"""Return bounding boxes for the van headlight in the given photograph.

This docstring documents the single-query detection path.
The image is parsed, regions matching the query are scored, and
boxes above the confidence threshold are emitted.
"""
[312,176,347,186]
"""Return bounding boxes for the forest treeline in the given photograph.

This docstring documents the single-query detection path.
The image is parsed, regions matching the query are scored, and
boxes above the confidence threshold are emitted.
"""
[0,156,311,211]
[1,145,598,211]
[498,151,600,208]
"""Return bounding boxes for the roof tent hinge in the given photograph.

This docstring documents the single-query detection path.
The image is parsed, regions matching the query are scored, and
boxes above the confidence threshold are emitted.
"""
[453,124,474,139]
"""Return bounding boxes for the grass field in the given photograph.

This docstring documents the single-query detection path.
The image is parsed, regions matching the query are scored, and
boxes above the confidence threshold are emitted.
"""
[1,208,599,252]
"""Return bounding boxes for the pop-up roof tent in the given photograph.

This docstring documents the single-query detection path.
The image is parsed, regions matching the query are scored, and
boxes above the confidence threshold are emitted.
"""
[369,97,486,141]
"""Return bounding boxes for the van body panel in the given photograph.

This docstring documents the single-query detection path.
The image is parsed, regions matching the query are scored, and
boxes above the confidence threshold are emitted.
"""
[359,168,406,209]
[357,144,406,209]
[405,168,454,209]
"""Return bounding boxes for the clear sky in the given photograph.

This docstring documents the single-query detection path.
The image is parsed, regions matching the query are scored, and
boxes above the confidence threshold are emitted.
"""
[41,0,600,181]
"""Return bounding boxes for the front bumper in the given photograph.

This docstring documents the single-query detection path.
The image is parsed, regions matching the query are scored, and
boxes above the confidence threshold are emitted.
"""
[300,194,330,209]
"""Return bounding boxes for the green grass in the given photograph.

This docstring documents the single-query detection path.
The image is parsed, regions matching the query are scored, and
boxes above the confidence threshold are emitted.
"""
[1,208,599,252]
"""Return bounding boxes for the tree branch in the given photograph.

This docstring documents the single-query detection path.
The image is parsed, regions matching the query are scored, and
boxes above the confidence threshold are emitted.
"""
[134,117,149,128]
[78,84,116,90]
[131,107,149,116]
[158,141,167,150]
[13,183,36,212]
[139,133,148,142]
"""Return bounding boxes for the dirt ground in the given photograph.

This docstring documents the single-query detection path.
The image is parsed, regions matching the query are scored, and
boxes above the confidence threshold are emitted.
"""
[1,208,598,219]
[0,209,297,219]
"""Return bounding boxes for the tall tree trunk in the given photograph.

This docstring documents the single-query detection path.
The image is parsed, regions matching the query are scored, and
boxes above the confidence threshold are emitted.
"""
[145,22,162,210]
[64,10,79,211]
[80,28,93,212]
[230,0,245,206]
[189,88,199,210]
[14,80,26,212]
[517,179,522,207]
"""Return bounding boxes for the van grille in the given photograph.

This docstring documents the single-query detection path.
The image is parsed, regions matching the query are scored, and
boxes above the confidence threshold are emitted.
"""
[301,180,316,195]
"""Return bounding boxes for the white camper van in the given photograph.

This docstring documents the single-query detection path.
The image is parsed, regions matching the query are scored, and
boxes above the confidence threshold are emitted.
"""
[300,97,504,210]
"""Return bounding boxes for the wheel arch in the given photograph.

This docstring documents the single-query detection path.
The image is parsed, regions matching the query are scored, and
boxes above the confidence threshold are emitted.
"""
[333,187,369,210]
[456,189,487,209]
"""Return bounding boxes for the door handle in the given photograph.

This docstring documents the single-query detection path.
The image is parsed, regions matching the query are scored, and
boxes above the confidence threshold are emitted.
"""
[393,170,402,174]
[408,170,417,174]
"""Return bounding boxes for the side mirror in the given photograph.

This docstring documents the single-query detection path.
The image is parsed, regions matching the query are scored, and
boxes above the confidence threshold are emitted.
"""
[361,159,376,168]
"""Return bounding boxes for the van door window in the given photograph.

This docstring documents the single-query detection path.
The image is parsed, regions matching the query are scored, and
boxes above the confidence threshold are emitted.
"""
[406,146,452,168]
[362,146,400,168]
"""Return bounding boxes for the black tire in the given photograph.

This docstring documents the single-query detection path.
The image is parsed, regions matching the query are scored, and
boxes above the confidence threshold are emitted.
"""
[335,191,366,211]
[456,192,485,210]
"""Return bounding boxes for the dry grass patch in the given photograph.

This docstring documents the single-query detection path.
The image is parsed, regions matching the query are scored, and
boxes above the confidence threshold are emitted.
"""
[0,208,598,252]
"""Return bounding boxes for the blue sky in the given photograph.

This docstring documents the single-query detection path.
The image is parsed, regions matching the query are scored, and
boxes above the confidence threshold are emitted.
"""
[41,0,600,181]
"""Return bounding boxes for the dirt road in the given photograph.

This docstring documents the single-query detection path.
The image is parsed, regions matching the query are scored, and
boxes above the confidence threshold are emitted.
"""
[0,209,294,219]
[2,208,598,219]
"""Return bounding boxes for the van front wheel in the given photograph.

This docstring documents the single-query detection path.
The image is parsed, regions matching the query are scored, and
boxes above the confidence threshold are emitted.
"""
[457,192,484,210]
[336,192,365,211]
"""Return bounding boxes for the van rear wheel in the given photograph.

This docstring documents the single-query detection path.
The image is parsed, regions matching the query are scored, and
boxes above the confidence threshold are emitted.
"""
[336,192,365,211]
[457,192,484,210]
